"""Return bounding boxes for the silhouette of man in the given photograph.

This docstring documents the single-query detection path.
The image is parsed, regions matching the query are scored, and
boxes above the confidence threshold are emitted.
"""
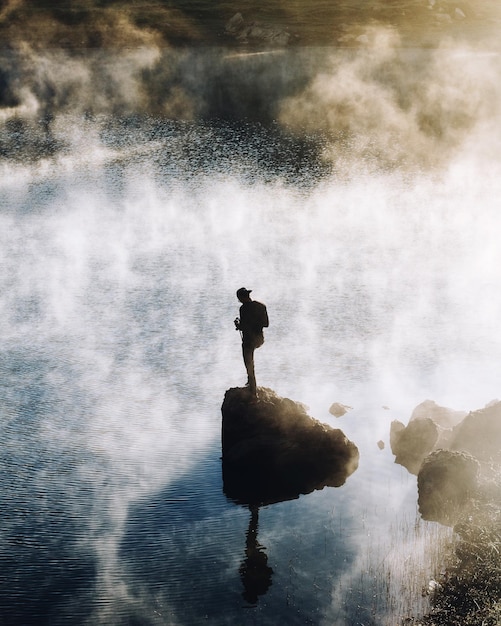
[234,288,269,397]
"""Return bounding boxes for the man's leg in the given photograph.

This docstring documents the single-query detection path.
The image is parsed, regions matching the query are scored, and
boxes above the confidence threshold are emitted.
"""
[242,343,257,396]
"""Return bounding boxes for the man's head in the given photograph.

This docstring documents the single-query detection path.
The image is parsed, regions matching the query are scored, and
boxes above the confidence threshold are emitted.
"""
[236,287,252,302]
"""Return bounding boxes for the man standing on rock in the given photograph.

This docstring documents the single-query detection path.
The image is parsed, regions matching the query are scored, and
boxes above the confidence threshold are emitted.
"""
[234,288,269,397]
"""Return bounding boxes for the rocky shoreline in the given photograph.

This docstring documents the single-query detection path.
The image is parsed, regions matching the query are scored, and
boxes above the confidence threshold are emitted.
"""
[0,1,499,50]
[390,399,501,624]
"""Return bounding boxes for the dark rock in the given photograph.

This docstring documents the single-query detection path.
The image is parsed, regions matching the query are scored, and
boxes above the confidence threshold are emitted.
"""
[451,401,501,465]
[417,449,480,525]
[221,387,359,505]
[390,417,439,475]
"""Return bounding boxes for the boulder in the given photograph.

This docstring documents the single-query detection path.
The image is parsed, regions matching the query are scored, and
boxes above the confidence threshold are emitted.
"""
[417,449,480,525]
[450,401,501,465]
[225,12,245,35]
[410,399,467,429]
[221,387,359,505]
[329,402,352,417]
[390,400,468,474]
[390,417,439,475]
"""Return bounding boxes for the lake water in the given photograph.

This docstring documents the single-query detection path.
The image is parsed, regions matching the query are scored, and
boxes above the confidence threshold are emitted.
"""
[1,40,501,625]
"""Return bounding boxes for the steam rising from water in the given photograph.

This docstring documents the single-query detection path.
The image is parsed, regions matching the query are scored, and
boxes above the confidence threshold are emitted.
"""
[280,36,501,170]
[2,12,501,623]
[2,26,501,172]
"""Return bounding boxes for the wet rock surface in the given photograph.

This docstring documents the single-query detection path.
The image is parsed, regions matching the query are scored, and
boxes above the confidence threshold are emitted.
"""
[221,387,359,505]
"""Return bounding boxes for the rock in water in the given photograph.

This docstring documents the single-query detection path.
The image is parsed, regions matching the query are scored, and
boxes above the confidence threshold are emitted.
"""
[221,387,359,505]
[329,402,353,417]
[417,449,479,525]
[410,399,467,429]
[390,417,439,475]
[390,399,468,474]
[225,12,245,35]
[451,401,501,465]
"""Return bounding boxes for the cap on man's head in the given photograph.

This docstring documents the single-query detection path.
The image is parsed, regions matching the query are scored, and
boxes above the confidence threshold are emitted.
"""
[236,287,252,299]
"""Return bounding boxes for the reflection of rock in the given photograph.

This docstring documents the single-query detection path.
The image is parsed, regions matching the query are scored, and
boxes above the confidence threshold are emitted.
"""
[225,12,291,47]
[417,450,479,525]
[221,387,359,505]
[390,400,467,475]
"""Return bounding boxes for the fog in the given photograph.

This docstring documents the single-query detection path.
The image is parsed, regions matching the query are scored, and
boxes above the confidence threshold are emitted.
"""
[1,4,501,624]
[1,17,501,170]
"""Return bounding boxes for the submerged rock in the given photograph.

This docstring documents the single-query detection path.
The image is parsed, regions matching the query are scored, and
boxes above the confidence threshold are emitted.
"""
[221,387,359,505]
[417,449,479,525]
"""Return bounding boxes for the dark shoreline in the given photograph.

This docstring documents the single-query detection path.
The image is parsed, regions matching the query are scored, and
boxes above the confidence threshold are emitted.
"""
[0,0,499,51]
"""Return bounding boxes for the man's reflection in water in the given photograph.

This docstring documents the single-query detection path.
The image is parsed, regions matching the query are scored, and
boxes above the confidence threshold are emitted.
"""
[239,504,273,605]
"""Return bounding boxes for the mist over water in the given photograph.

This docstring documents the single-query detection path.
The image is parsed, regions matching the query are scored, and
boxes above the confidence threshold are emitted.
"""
[1,13,501,624]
